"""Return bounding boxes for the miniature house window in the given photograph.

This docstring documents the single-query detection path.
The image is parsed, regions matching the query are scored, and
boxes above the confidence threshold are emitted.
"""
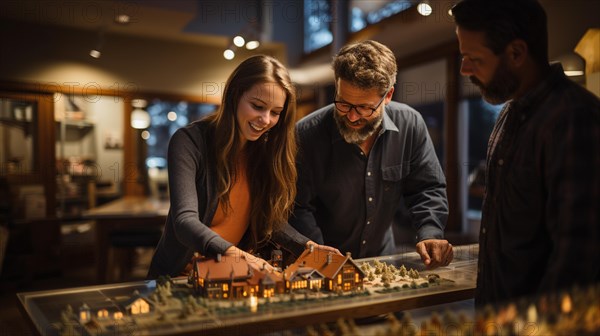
[97,309,108,319]
[355,273,360,283]
[222,284,228,291]
[79,304,91,323]
[113,312,123,319]
[337,274,342,285]
[131,300,149,314]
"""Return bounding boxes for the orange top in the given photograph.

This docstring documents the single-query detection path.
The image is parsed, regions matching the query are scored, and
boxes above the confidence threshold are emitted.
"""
[210,157,251,246]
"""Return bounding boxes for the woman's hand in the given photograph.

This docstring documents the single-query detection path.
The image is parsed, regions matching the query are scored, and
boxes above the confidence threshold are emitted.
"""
[224,246,275,272]
[306,241,343,256]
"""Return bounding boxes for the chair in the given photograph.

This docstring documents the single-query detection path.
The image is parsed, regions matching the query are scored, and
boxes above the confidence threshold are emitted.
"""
[106,228,162,282]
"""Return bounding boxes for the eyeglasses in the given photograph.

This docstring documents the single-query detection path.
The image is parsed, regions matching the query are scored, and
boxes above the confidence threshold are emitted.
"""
[334,89,389,117]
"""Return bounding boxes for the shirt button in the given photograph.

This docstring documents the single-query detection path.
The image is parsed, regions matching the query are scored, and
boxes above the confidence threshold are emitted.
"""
[362,240,366,245]
[360,152,365,156]
[366,221,371,225]
[498,159,504,166]
[367,171,372,176]
[368,197,373,202]
[482,227,486,234]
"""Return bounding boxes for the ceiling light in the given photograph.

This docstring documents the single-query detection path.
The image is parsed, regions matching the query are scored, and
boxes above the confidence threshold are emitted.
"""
[131,99,150,129]
[89,49,101,58]
[233,36,245,47]
[115,14,130,24]
[245,40,260,50]
[417,2,433,16]
[224,49,235,60]
[90,30,105,59]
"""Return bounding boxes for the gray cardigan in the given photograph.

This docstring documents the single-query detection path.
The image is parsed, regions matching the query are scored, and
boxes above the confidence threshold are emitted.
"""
[147,119,310,278]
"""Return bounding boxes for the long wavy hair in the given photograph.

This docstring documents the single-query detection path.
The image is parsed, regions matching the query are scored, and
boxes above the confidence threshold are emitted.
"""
[204,55,297,248]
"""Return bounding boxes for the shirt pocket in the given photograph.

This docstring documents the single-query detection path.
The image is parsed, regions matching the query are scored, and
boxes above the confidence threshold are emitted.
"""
[382,164,409,181]
[381,164,408,201]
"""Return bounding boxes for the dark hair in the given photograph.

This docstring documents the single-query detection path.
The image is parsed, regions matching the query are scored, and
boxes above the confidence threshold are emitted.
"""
[451,0,549,66]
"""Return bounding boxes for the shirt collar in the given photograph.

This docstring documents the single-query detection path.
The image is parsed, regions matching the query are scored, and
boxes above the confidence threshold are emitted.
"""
[511,63,564,114]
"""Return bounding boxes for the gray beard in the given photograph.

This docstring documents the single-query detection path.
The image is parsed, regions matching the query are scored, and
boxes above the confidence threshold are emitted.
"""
[333,111,383,145]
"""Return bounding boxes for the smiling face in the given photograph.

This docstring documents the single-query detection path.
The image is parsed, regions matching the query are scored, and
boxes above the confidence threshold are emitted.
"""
[236,82,286,146]
[457,26,520,104]
[333,79,392,145]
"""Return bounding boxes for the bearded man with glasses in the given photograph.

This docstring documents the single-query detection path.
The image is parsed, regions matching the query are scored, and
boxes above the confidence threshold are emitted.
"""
[291,40,453,268]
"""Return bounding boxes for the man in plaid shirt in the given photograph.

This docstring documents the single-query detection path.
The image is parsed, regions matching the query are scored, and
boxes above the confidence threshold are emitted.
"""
[452,0,600,307]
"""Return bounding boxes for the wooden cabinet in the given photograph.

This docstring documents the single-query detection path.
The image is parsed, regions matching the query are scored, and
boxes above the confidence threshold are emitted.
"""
[0,91,56,221]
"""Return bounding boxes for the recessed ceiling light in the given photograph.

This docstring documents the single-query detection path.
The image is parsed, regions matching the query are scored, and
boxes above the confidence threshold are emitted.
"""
[115,14,130,24]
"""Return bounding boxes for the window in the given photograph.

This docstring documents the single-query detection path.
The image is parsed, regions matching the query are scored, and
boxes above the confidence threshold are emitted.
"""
[304,0,333,53]
[461,97,503,213]
[350,0,413,33]
[145,100,216,170]
[397,59,447,165]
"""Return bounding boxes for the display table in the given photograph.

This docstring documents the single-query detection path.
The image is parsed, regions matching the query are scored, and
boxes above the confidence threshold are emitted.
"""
[82,196,169,283]
[17,244,478,336]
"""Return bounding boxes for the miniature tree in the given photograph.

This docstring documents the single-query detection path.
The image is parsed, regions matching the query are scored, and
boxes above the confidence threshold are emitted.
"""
[399,265,407,277]
[306,325,319,336]
[368,271,375,282]
[336,318,350,335]
[383,277,391,288]
[187,295,199,312]
[59,305,76,336]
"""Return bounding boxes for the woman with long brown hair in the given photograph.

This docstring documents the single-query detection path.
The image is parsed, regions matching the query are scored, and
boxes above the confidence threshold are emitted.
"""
[148,55,338,278]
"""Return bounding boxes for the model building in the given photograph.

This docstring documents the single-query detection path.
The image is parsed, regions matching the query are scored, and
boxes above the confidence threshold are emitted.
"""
[189,245,365,299]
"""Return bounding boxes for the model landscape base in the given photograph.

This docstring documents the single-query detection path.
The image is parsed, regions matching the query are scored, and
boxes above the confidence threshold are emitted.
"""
[55,248,454,336]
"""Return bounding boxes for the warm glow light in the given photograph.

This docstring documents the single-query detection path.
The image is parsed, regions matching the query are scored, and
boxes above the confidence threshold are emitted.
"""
[131,108,151,129]
[417,2,433,16]
[90,49,101,58]
[115,14,130,24]
[233,36,245,47]
[224,49,235,60]
[564,70,585,76]
[246,40,260,50]
[167,111,177,121]
[250,295,258,313]
[561,294,572,314]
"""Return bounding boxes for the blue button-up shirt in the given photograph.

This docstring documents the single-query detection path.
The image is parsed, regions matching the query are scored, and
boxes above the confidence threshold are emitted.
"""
[291,102,448,258]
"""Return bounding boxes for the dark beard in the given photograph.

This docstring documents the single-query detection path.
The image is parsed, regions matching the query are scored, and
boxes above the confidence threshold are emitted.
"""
[333,109,383,145]
[470,55,519,105]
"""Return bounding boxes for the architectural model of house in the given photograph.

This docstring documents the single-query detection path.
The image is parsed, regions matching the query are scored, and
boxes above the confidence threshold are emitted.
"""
[190,253,284,299]
[189,245,366,299]
[283,246,365,293]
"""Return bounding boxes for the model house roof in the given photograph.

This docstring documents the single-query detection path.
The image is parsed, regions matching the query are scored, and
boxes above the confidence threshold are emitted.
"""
[194,255,253,281]
[284,247,365,280]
